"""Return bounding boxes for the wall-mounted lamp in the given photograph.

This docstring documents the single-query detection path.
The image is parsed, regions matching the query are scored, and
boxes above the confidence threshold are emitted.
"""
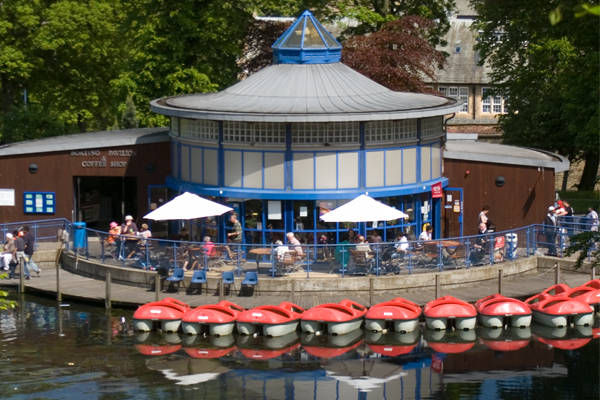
[464,170,470,178]
[323,142,330,147]
[28,163,38,174]
[495,176,506,187]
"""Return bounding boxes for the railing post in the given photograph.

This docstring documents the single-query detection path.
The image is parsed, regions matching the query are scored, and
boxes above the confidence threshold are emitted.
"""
[155,275,161,301]
[369,277,374,307]
[489,234,495,265]
[407,244,413,274]
[498,269,503,295]
[305,247,311,279]
[464,239,471,269]
[100,233,105,263]
[291,279,295,304]
[437,242,443,272]
[145,240,150,269]
[435,274,440,299]
[532,226,538,255]
[105,272,112,309]
[526,227,530,257]
[555,263,560,285]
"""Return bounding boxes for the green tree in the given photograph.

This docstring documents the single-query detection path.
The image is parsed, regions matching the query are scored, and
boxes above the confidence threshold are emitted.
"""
[471,0,600,190]
[342,15,446,92]
[120,95,139,129]
[565,231,600,270]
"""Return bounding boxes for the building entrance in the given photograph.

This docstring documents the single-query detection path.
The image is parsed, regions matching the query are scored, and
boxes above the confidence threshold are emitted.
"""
[74,176,137,230]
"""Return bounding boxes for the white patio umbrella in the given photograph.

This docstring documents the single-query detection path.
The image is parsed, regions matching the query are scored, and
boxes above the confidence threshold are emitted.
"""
[319,194,408,223]
[144,192,233,221]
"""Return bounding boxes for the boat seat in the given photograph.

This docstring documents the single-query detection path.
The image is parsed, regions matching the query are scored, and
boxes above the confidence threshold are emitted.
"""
[241,271,259,297]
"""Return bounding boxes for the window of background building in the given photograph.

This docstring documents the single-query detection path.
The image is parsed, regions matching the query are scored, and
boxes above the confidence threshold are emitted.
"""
[482,87,505,114]
[438,86,468,113]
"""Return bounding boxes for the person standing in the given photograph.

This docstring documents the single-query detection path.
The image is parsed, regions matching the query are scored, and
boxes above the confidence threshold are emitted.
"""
[22,227,41,277]
[478,206,490,226]
[587,207,599,231]
[120,216,139,260]
[562,201,574,217]
[286,232,303,256]
[1,233,15,271]
[14,230,29,280]
[544,206,558,256]
[227,214,243,244]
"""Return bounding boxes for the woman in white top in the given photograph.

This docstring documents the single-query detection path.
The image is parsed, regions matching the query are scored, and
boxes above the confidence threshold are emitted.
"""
[478,205,490,226]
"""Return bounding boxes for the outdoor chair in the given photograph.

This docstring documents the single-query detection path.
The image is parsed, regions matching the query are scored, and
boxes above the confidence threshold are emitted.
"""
[276,251,299,275]
[189,270,207,295]
[241,271,259,296]
[168,246,188,269]
[208,246,226,270]
[165,268,186,293]
[221,271,236,296]
[349,250,372,275]
[417,242,440,268]
[449,244,466,269]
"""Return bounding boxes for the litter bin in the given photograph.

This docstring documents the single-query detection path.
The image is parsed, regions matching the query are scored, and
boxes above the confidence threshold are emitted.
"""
[505,233,517,259]
[73,222,87,250]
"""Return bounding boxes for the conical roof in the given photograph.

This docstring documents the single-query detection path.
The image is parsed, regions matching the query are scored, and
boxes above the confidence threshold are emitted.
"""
[272,10,341,64]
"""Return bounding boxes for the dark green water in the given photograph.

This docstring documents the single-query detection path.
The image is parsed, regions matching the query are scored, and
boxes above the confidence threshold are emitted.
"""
[0,294,598,400]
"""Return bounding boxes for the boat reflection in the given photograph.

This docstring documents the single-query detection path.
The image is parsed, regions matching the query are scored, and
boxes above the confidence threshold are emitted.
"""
[365,329,421,356]
[237,331,301,360]
[182,334,237,359]
[301,328,364,358]
[423,328,477,354]
[477,326,531,351]
[134,331,182,355]
[532,322,592,350]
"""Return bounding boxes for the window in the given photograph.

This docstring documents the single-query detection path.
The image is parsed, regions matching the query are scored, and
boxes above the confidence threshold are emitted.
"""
[292,122,359,144]
[171,117,180,136]
[482,87,505,114]
[439,86,469,113]
[223,122,286,144]
[180,119,219,141]
[454,46,462,54]
[365,120,417,142]
[421,117,443,138]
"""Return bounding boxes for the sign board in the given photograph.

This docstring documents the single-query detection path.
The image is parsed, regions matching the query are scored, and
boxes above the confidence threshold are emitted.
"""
[0,189,15,206]
[453,199,461,213]
[431,182,443,198]
[494,236,505,263]
[24,192,55,214]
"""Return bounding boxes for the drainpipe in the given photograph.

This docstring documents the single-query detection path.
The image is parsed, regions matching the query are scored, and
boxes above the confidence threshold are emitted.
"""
[444,113,456,142]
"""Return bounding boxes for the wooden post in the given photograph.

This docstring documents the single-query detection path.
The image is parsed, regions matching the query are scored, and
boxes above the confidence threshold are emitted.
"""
[498,269,503,295]
[56,243,63,302]
[435,275,440,299]
[369,278,374,307]
[105,272,112,309]
[592,267,596,281]
[291,280,295,304]
[218,280,224,301]
[18,260,24,294]
[155,276,161,301]
[555,263,560,285]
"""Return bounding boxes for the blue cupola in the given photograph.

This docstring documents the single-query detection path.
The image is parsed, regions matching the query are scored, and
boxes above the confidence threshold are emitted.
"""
[272,10,342,64]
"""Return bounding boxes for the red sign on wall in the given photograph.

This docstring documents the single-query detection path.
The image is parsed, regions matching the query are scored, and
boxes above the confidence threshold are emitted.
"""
[431,182,443,198]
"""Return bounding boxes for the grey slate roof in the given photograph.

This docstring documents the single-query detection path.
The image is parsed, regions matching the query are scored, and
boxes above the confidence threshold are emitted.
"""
[444,140,570,172]
[151,63,463,123]
[0,128,169,157]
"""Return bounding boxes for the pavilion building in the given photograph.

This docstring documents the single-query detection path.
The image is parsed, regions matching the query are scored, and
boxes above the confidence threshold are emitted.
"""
[150,11,463,244]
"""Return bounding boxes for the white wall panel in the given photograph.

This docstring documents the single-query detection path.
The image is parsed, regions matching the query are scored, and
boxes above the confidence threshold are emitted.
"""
[190,147,203,183]
[263,152,285,189]
[431,142,441,179]
[421,146,431,181]
[293,152,314,189]
[243,152,263,188]
[385,149,402,186]
[403,148,417,184]
[338,152,359,188]
[203,149,218,185]
[180,146,190,181]
[366,151,384,187]
[315,153,337,189]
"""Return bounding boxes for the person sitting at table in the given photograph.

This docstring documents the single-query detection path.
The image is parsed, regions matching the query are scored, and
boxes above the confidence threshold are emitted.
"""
[202,236,215,257]
[286,232,303,256]
[391,231,409,259]
[318,234,330,261]
[120,216,138,260]
[469,222,490,265]
[355,236,374,261]
[127,223,152,259]
[334,234,352,268]
[415,225,432,250]
[275,240,290,261]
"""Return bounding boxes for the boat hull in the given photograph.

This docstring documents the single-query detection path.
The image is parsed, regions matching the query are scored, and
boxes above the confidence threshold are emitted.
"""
[531,310,594,327]
[237,320,300,337]
[301,318,363,335]
[365,318,419,333]
[133,319,182,333]
[181,321,236,336]
[478,314,532,329]
[425,316,476,331]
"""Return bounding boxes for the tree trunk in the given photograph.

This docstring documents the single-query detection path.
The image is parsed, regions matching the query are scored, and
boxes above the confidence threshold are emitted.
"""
[561,169,569,191]
[578,152,600,191]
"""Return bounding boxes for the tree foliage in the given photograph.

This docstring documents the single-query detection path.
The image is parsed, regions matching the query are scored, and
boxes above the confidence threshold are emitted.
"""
[342,16,445,92]
[564,231,600,270]
[238,20,291,80]
[471,0,600,190]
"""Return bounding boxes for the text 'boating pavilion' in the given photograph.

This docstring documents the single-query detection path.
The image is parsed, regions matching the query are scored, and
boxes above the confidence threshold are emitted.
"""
[150,11,463,244]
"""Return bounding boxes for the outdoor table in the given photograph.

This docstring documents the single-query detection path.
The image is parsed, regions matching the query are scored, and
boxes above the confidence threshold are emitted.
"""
[248,248,274,270]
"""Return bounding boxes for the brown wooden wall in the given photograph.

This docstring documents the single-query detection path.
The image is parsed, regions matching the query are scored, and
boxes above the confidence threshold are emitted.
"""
[0,142,170,224]
[443,159,555,237]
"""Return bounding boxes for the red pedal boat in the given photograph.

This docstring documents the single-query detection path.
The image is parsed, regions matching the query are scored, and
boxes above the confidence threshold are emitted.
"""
[300,300,366,335]
[525,293,594,327]
[582,279,600,289]
[237,302,305,337]
[475,294,532,328]
[424,296,477,330]
[540,284,570,296]
[182,301,244,336]
[133,297,191,332]
[365,297,421,333]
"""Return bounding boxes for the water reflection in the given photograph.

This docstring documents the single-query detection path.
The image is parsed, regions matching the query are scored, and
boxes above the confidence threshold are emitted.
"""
[1,294,599,399]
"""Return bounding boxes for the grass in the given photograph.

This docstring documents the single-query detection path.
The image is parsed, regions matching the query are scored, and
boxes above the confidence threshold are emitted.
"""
[557,190,600,214]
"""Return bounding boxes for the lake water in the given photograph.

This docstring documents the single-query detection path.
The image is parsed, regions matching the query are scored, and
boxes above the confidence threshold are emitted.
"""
[1,294,598,400]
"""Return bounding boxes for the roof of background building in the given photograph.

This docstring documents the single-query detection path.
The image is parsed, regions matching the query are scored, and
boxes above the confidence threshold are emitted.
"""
[0,127,169,157]
[444,140,570,172]
[152,63,463,123]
